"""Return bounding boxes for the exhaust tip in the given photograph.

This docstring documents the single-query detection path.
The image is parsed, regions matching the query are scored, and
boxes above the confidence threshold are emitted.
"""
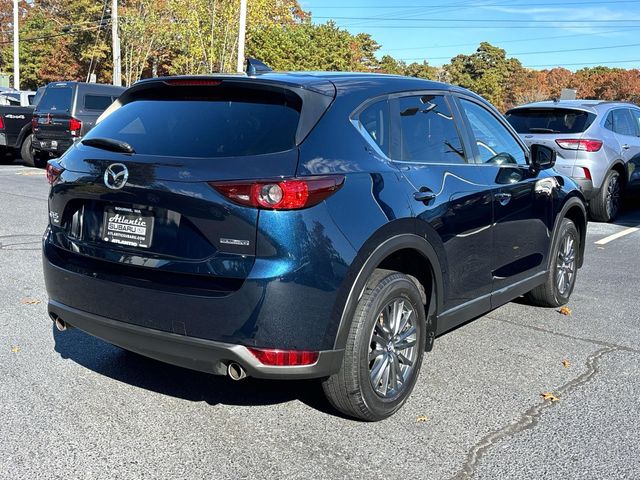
[227,362,247,381]
[54,316,67,332]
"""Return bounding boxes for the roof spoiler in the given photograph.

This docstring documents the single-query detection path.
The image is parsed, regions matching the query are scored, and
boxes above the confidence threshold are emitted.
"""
[246,58,273,76]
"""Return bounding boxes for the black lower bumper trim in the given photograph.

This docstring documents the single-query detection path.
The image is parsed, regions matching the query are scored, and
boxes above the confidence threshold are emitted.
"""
[48,300,344,380]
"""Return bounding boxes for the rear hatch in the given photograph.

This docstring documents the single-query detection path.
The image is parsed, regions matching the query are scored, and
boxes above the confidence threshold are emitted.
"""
[47,76,335,293]
[33,83,78,152]
[505,106,597,176]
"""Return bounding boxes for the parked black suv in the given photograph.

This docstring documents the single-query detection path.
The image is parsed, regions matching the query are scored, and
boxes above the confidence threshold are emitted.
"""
[33,82,125,159]
[44,72,587,421]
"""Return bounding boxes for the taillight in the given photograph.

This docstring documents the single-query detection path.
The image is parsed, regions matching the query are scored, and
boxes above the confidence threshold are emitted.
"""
[555,139,603,152]
[210,176,345,210]
[46,160,64,185]
[247,348,319,366]
[0,116,4,129]
[31,116,37,130]
[69,118,82,136]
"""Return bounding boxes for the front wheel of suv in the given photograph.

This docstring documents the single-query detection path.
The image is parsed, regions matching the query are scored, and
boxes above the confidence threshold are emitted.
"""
[526,218,579,308]
[322,269,427,421]
[590,169,622,222]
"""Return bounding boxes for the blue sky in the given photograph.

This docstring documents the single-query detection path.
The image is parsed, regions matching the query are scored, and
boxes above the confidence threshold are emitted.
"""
[299,0,640,70]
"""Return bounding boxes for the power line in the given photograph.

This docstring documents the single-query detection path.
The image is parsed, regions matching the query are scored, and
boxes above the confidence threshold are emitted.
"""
[399,41,640,61]
[525,59,640,68]
[383,28,633,52]
[315,16,640,23]
[0,24,104,45]
[307,0,640,7]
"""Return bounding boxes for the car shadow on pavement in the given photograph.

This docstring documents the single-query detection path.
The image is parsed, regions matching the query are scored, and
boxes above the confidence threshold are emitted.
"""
[52,326,342,417]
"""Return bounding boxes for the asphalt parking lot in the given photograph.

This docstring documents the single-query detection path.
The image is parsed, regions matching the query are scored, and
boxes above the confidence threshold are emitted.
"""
[1,161,639,480]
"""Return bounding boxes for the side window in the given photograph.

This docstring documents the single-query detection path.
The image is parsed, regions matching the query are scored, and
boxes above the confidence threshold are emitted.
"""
[610,109,637,137]
[392,94,466,164]
[626,109,640,137]
[358,99,390,156]
[459,98,526,166]
[84,94,114,111]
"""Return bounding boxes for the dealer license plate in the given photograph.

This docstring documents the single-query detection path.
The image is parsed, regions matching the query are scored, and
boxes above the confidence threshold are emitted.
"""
[102,206,154,248]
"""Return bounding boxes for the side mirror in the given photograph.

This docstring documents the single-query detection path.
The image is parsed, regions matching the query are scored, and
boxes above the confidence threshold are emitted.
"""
[530,144,556,171]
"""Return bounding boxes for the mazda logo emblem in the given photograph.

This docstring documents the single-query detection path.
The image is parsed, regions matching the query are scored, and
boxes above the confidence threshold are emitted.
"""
[104,163,129,190]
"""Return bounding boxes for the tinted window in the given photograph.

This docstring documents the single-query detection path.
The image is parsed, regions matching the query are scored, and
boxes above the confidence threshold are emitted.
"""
[392,95,466,164]
[460,99,526,166]
[358,100,390,156]
[607,109,637,137]
[28,94,35,105]
[2,93,20,106]
[84,94,114,111]
[85,89,301,158]
[506,108,595,134]
[37,87,73,112]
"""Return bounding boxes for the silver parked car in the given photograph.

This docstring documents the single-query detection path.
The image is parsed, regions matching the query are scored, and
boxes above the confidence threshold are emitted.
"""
[506,100,640,222]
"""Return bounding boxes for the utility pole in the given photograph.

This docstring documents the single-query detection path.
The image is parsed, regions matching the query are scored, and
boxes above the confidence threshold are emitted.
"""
[111,0,122,86]
[13,0,19,90]
[236,0,247,73]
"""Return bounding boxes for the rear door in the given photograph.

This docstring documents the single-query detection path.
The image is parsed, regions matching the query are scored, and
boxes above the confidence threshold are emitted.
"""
[386,93,494,313]
[608,108,640,190]
[627,108,640,191]
[458,97,554,306]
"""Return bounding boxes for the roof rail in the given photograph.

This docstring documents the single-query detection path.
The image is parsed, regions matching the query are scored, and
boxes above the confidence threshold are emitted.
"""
[246,58,273,76]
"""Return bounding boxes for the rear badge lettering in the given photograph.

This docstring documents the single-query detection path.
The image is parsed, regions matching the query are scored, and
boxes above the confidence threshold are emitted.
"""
[220,238,250,246]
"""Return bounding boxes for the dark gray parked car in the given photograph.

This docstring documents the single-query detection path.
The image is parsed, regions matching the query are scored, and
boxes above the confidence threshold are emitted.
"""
[32,82,125,162]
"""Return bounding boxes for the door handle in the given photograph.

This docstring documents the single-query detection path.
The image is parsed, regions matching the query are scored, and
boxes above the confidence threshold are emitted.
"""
[413,188,437,204]
[495,192,512,206]
[622,144,631,150]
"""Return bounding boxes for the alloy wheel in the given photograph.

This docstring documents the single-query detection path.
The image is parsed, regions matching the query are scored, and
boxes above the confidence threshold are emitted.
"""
[368,298,419,399]
[556,233,577,296]
[606,174,621,220]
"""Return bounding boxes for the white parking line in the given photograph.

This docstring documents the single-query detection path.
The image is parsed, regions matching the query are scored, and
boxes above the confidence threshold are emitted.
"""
[595,226,640,245]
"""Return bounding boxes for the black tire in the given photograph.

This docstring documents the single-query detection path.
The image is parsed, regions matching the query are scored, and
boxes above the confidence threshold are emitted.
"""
[590,169,622,222]
[526,218,579,308]
[322,269,427,421]
[20,134,47,168]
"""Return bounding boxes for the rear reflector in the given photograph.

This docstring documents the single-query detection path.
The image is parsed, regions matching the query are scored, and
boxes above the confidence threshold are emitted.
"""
[31,116,37,130]
[0,116,4,130]
[46,160,64,185]
[555,139,603,152]
[210,176,345,210]
[247,348,319,366]
[166,79,222,87]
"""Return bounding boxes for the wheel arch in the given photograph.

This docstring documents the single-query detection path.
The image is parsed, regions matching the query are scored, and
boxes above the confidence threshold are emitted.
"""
[553,195,588,269]
[331,224,444,352]
[610,161,627,187]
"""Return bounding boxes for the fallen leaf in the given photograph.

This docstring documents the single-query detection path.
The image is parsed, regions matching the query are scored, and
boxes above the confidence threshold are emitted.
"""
[541,392,559,402]
[20,298,41,305]
[10,346,20,353]
[558,306,572,316]
[416,415,429,423]
[562,359,571,369]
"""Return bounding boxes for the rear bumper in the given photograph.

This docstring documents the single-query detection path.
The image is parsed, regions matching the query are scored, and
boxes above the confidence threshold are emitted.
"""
[33,136,73,155]
[573,178,599,201]
[48,299,344,379]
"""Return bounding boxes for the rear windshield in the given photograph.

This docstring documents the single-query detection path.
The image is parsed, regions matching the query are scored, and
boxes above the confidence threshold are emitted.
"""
[38,87,73,112]
[85,87,302,158]
[506,108,595,134]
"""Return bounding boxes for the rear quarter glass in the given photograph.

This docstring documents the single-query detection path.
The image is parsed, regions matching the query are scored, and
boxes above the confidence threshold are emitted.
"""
[84,84,304,158]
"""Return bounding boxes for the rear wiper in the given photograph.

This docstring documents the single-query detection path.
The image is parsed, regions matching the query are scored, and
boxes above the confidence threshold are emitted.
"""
[81,137,135,154]
[528,128,559,133]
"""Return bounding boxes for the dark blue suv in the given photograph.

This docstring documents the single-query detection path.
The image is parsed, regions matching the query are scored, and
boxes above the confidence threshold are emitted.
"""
[43,72,587,421]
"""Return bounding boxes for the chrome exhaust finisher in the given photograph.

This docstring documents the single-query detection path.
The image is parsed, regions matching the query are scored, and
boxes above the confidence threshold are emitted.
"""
[227,362,248,381]
[50,312,68,332]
